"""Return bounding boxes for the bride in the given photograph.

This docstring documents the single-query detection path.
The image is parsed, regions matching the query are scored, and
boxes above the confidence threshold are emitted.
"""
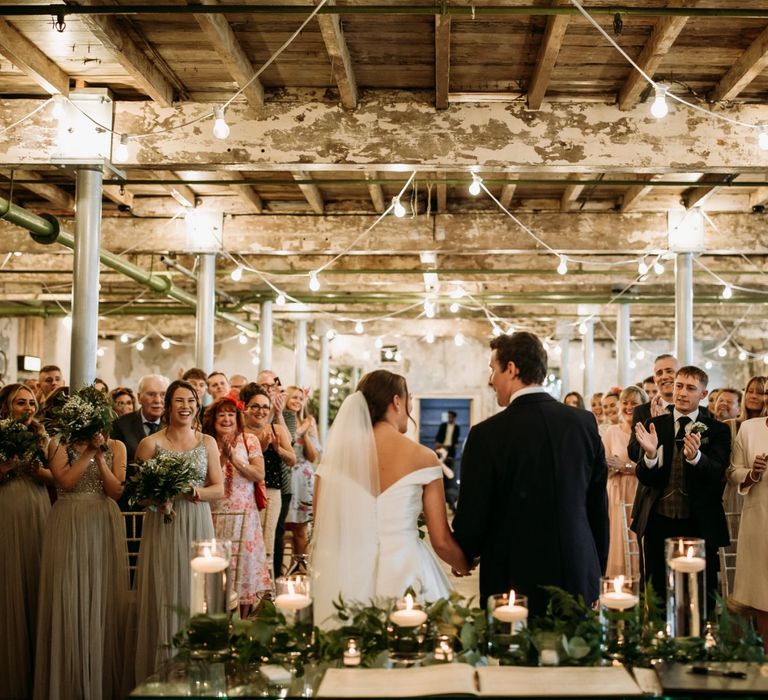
[311,370,469,628]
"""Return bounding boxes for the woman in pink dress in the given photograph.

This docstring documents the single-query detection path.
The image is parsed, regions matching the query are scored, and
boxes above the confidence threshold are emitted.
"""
[203,396,271,617]
[601,385,647,577]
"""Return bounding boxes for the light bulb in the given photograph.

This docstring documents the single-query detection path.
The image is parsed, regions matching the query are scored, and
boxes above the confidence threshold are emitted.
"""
[638,259,648,275]
[454,332,465,346]
[161,339,171,350]
[425,332,435,344]
[230,265,243,282]
[450,302,459,313]
[763,354,768,364]
[212,106,230,139]
[705,360,713,370]
[355,321,364,334]
[375,337,383,349]
[394,352,402,362]
[62,314,72,329]
[120,333,129,343]
[721,284,733,299]
[97,347,106,358]
[252,356,259,366]
[557,256,568,275]
[758,127,768,151]
[629,360,636,369]
[468,173,482,196]
[492,325,502,337]
[636,350,645,360]
[653,261,665,275]
[506,325,515,335]
[449,286,466,299]
[238,334,248,345]
[115,134,129,162]
[717,346,727,357]
[650,86,669,119]
[739,350,747,361]
[578,321,588,335]
[424,301,436,318]
[392,196,406,218]
[309,272,320,291]
[136,341,145,351]
[275,293,286,305]
[326,328,336,340]
[51,94,65,119]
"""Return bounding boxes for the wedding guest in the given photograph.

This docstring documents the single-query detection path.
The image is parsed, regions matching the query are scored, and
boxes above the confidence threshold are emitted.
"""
[727,415,768,652]
[284,386,319,561]
[708,388,722,415]
[454,332,608,616]
[207,371,231,401]
[601,391,621,428]
[204,396,270,617]
[563,391,585,409]
[714,388,741,422]
[590,392,604,423]
[642,376,658,402]
[632,366,730,603]
[601,385,647,576]
[94,378,109,395]
[111,386,137,417]
[182,367,209,420]
[34,389,128,699]
[0,384,50,698]
[241,384,295,579]
[37,365,65,403]
[229,374,248,394]
[134,380,223,684]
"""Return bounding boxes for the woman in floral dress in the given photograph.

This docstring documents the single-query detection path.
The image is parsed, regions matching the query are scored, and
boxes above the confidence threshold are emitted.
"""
[204,396,271,617]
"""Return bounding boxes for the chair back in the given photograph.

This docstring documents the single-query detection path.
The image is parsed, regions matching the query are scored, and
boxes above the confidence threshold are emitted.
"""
[621,502,640,578]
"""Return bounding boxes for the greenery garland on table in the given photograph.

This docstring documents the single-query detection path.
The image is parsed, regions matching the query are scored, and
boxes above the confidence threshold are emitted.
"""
[174,585,765,672]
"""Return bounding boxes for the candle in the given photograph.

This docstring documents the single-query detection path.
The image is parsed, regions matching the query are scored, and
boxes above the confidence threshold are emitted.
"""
[389,594,427,627]
[274,579,311,611]
[668,546,706,574]
[434,637,454,662]
[343,639,362,667]
[190,546,228,574]
[599,575,639,610]
[492,589,529,623]
[540,649,559,666]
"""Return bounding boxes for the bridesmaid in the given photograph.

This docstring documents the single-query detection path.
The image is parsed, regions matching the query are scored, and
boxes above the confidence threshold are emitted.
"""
[134,380,223,684]
[204,396,271,618]
[0,384,51,699]
[34,393,128,700]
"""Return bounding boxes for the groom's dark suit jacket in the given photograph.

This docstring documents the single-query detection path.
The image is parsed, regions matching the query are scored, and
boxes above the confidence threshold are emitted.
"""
[111,409,148,511]
[630,411,730,548]
[452,392,608,616]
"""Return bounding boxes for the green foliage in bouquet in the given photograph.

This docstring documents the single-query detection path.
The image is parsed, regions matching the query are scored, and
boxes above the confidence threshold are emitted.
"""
[0,417,45,466]
[44,385,115,445]
[127,450,198,522]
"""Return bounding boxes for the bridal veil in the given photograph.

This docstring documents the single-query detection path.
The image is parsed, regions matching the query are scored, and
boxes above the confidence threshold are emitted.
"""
[310,391,380,628]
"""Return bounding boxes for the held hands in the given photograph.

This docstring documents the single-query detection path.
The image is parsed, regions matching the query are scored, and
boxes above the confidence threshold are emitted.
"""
[682,432,701,462]
[634,422,658,460]
[649,394,667,418]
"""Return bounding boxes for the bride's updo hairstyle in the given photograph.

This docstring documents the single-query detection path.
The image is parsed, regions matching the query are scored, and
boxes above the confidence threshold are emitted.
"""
[357,369,412,425]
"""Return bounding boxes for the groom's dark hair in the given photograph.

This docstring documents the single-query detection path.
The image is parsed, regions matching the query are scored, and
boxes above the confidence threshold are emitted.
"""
[490,332,547,385]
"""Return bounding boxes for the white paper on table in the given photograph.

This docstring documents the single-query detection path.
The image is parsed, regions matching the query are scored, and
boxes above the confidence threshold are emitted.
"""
[316,664,478,697]
[631,667,663,696]
[475,666,644,697]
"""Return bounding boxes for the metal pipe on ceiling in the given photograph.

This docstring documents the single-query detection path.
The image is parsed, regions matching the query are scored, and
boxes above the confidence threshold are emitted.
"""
[0,194,257,332]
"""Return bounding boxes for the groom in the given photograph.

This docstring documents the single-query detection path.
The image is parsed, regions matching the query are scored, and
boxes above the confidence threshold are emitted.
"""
[452,332,609,616]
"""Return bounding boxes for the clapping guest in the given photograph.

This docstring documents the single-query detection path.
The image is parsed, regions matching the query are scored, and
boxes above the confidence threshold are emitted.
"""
[563,391,585,409]
[590,392,604,423]
[0,384,50,698]
[601,391,621,427]
[203,397,271,617]
[284,386,319,561]
[714,388,741,422]
[601,386,647,576]
[111,386,137,417]
[727,415,768,651]
[207,371,231,402]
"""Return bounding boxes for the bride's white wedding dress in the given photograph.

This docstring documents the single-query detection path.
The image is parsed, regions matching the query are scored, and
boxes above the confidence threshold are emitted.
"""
[310,393,453,629]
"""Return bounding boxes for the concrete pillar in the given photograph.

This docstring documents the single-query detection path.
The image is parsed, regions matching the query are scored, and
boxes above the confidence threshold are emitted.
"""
[675,252,694,366]
[582,320,594,399]
[559,332,571,398]
[195,253,216,374]
[295,318,307,388]
[318,327,330,445]
[259,300,273,373]
[617,304,631,388]
[70,166,102,389]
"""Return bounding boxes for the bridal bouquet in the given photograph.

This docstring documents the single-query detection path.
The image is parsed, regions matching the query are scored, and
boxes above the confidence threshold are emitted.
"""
[44,385,115,445]
[0,418,45,478]
[127,451,199,523]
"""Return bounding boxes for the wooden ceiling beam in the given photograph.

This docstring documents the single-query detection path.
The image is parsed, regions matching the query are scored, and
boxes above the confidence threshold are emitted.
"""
[102,185,134,209]
[0,19,69,95]
[217,171,263,213]
[710,25,768,103]
[617,0,700,111]
[317,1,357,109]
[194,0,264,111]
[527,0,570,110]
[292,171,324,214]
[500,181,518,209]
[434,15,451,110]
[153,171,196,208]
[436,183,447,213]
[620,174,661,212]
[683,174,735,209]
[560,181,586,212]
[749,186,768,208]
[67,0,174,106]
[366,172,385,213]
[4,170,74,210]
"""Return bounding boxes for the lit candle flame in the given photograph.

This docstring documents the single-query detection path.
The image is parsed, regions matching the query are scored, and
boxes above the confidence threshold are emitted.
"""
[686,546,694,559]
[405,593,414,611]
[613,575,625,594]
[508,589,516,606]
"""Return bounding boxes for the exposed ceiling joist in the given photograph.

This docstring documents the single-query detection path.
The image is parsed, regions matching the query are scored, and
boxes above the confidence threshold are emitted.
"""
[434,15,451,110]
[102,185,134,209]
[217,171,263,213]
[0,18,69,95]
[292,170,324,214]
[6,170,73,210]
[620,175,662,213]
[365,172,385,213]
[499,181,517,209]
[709,24,768,103]
[317,1,358,109]
[153,171,196,208]
[436,183,447,213]
[560,180,586,212]
[527,0,570,110]
[683,174,736,209]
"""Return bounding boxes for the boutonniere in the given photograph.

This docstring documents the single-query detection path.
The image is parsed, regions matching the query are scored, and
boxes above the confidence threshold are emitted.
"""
[690,421,708,435]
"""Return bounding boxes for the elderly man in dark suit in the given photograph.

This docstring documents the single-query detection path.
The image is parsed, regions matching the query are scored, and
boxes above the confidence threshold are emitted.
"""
[452,332,609,617]
[632,365,730,605]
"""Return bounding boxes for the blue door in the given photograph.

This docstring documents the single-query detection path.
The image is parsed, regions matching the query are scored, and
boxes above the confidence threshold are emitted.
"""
[418,398,471,480]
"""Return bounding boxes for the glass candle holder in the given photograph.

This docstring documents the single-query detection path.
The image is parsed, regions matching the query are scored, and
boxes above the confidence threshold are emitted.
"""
[599,575,640,660]
[433,634,455,663]
[487,590,528,661]
[189,539,232,657]
[274,575,313,627]
[387,594,429,662]
[666,537,706,638]
[342,636,362,667]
